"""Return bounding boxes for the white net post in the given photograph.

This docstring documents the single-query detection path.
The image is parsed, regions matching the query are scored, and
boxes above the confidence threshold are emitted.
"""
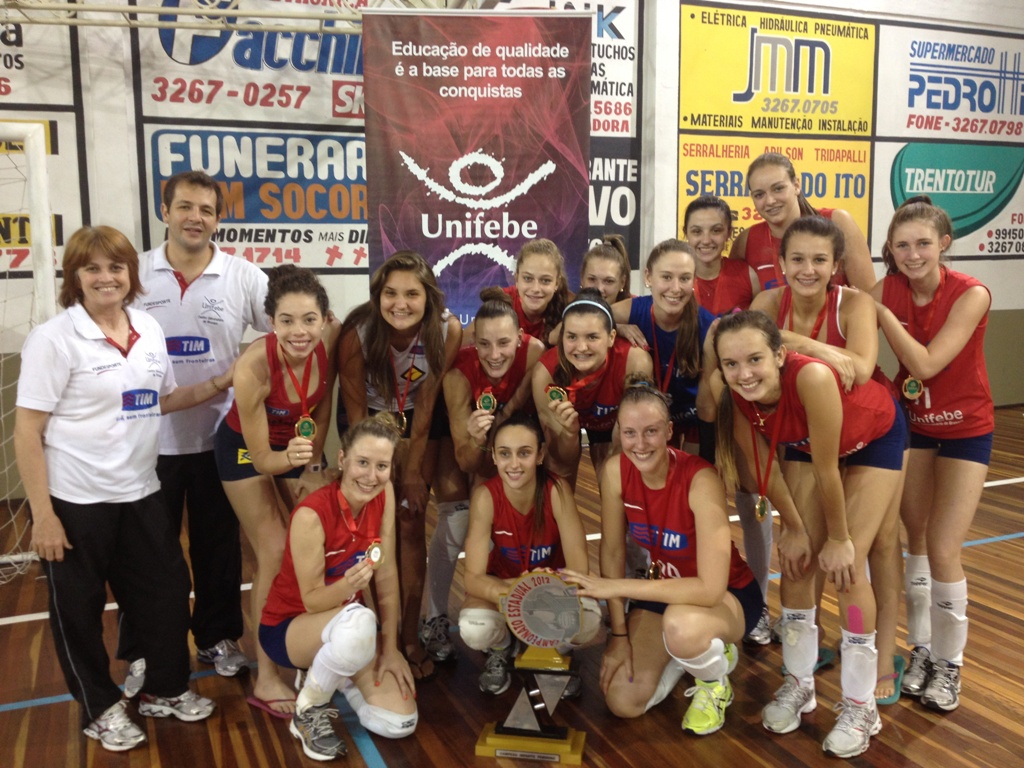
[0,121,54,580]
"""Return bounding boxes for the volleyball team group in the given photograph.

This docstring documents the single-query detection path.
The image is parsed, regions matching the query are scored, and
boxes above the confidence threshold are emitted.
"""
[15,154,992,762]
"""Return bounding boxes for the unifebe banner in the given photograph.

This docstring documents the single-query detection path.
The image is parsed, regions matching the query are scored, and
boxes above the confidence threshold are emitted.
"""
[363,11,591,324]
[679,5,875,137]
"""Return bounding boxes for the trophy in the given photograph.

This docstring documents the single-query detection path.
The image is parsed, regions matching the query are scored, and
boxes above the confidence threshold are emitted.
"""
[475,572,586,764]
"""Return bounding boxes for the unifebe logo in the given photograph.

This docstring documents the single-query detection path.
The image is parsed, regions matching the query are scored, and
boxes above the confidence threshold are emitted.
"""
[890,143,1024,236]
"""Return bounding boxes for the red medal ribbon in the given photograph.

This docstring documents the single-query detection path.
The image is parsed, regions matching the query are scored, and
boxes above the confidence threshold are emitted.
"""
[337,485,380,543]
[390,332,420,417]
[565,356,610,403]
[649,304,677,393]
[637,449,677,575]
[784,287,829,341]
[282,343,315,421]
[906,266,947,344]
[750,402,785,504]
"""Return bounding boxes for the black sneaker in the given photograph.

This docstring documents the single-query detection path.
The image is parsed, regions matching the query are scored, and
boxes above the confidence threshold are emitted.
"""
[479,644,514,695]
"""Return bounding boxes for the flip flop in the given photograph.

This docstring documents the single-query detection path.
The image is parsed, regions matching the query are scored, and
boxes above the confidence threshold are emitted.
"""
[781,646,837,676]
[246,695,295,720]
[876,654,906,706]
[404,646,438,683]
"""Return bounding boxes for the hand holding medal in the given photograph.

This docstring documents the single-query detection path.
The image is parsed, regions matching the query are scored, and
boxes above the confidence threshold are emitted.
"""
[545,384,579,431]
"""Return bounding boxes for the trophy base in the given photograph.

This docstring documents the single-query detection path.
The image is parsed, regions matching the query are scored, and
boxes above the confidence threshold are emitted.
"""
[475,722,585,764]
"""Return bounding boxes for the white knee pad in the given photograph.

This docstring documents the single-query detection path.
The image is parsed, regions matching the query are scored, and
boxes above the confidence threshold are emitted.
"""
[458,607,509,652]
[780,609,818,688]
[571,597,602,646]
[343,681,418,738]
[840,630,877,704]
[904,555,932,647]
[320,602,378,677]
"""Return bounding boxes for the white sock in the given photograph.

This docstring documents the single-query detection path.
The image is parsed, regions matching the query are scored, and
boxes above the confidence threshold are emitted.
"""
[670,637,729,684]
[781,607,817,689]
[904,554,931,649]
[930,579,968,665]
[426,501,469,618]
[736,491,773,598]
[840,629,878,704]
[644,659,685,712]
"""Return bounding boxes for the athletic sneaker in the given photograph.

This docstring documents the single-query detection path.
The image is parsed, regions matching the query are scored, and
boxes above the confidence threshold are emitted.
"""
[290,704,345,761]
[762,678,816,733]
[138,690,215,722]
[724,642,739,675]
[419,614,455,663]
[123,658,146,699]
[83,701,147,752]
[901,645,933,697]
[744,608,772,646]
[561,674,583,699]
[479,643,514,695]
[822,698,881,758]
[197,639,250,677]
[682,677,734,735]
[921,660,961,712]
[770,616,787,644]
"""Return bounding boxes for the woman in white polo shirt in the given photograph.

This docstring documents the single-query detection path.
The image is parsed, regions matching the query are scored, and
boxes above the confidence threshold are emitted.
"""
[14,226,230,752]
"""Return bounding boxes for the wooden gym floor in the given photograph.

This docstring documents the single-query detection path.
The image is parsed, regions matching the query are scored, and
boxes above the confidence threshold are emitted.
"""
[0,407,1021,767]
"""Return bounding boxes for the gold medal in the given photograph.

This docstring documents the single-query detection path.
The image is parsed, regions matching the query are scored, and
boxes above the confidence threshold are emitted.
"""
[476,389,497,413]
[645,561,662,580]
[394,411,408,434]
[902,376,924,401]
[365,540,384,570]
[295,415,317,439]
[546,385,568,402]
[755,495,769,522]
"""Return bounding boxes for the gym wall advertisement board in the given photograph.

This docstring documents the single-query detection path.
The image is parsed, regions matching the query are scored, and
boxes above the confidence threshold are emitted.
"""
[678,2,1024,309]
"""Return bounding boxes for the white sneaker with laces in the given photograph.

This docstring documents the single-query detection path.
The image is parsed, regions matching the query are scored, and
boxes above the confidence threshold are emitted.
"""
[83,701,147,752]
[921,660,961,712]
[197,639,250,677]
[419,614,455,663]
[139,689,215,722]
[123,658,146,699]
[822,698,881,758]
[762,678,816,734]
[745,608,772,646]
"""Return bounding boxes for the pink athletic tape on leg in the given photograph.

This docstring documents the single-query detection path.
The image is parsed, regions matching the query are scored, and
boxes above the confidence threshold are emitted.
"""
[846,605,864,634]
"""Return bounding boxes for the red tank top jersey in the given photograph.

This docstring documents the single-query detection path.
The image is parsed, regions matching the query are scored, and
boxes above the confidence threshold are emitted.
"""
[452,334,536,410]
[502,285,546,341]
[485,475,565,578]
[695,257,755,315]
[225,334,329,447]
[745,208,839,291]
[620,448,753,588]
[733,352,895,455]
[539,335,632,432]
[777,285,846,347]
[880,268,993,438]
[262,482,385,626]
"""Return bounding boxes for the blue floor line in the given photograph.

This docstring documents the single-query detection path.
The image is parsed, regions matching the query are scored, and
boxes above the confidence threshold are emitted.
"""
[332,691,388,768]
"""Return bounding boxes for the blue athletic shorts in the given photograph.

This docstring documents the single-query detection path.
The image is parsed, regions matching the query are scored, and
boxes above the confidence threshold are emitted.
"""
[783,399,907,471]
[629,578,765,636]
[214,420,304,481]
[258,618,297,669]
[910,430,993,465]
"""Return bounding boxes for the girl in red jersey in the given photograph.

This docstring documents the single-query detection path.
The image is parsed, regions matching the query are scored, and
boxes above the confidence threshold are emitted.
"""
[458,414,597,695]
[752,216,908,705]
[562,376,762,737]
[466,238,571,347]
[580,234,632,304]
[684,195,759,315]
[711,310,905,759]
[338,252,463,680]
[215,265,341,716]
[870,197,993,713]
[259,415,417,761]
[729,153,875,292]
[532,289,652,484]
[419,296,546,664]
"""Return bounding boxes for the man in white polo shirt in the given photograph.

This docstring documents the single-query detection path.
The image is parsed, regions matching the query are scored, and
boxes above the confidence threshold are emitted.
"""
[121,170,270,692]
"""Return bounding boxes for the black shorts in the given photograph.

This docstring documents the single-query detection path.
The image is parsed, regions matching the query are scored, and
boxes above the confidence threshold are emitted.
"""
[214,420,304,481]
[258,618,296,669]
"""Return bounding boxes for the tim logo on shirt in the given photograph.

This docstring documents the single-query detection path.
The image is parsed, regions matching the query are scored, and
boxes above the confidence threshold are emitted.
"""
[122,389,159,411]
[166,336,211,356]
